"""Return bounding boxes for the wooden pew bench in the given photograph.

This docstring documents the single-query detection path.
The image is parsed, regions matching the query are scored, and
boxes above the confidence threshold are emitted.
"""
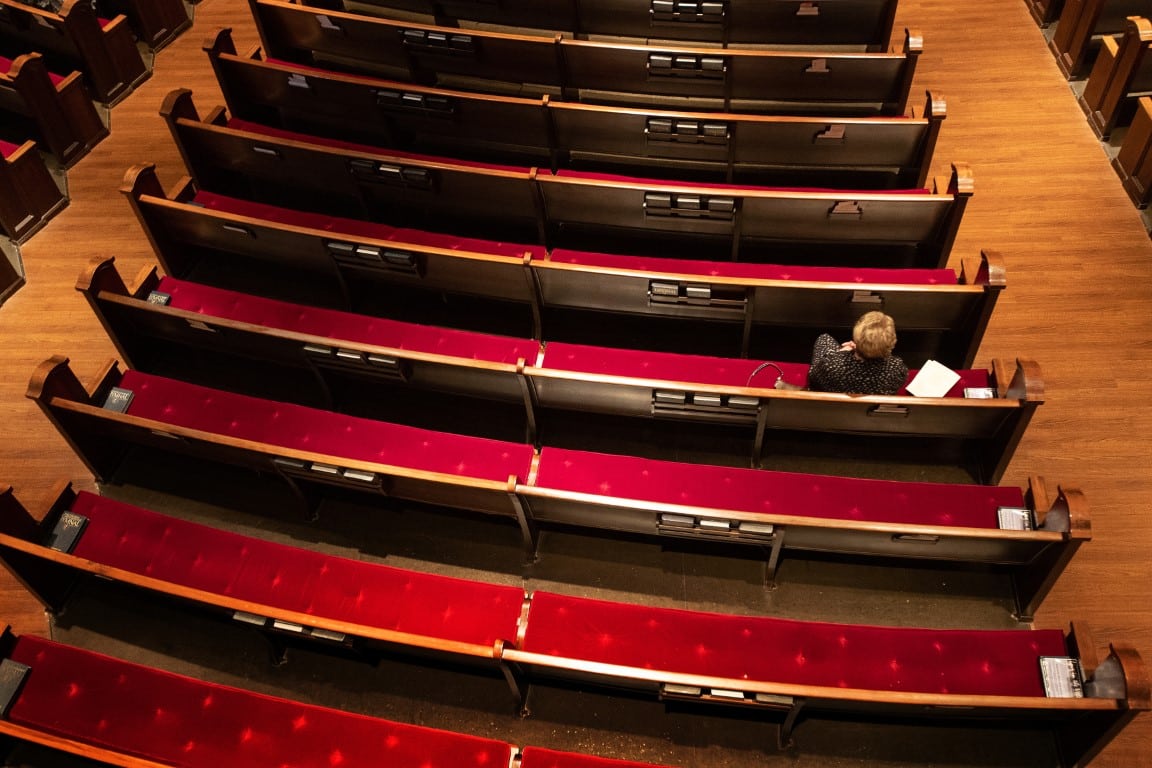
[0,483,527,664]
[101,0,191,51]
[500,593,1148,765]
[1049,0,1151,77]
[0,138,65,243]
[1079,15,1152,137]
[304,0,899,49]
[0,51,106,168]
[249,0,921,115]
[0,627,672,768]
[29,357,1064,598]
[205,29,946,189]
[161,90,971,267]
[1113,94,1152,205]
[0,0,148,105]
[75,261,1033,481]
[123,169,1001,366]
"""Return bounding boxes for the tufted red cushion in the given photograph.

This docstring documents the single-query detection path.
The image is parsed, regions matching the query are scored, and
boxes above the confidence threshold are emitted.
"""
[66,491,525,649]
[520,592,1067,697]
[115,370,535,483]
[541,342,986,396]
[6,635,514,768]
[547,249,956,284]
[521,747,676,768]
[533,447,1023,528]
[191,191,543,259]
[156,277,540,364]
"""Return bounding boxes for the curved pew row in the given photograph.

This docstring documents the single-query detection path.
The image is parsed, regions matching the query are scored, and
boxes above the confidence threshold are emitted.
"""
[0,627,672,768]
[27,358,1072,616]
[302,0,899,49]
[205,29,945,189]
[249,0,921,115]
[0,496,1138,766]
[0,139,65,245]
[0,0,149,106]
[1,52,107,169]
[70,267,1035,482]
[161,90,973,268]
[122,167,1000,365]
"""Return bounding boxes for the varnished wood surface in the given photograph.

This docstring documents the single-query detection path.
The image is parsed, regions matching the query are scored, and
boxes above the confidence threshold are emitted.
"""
[0,0,1151,764]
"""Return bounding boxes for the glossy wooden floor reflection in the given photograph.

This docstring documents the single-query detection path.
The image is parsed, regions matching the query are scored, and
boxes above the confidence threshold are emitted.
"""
[0,0,1150,765]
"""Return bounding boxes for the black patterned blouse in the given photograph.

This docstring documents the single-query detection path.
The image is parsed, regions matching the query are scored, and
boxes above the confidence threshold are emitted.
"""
[808,333,908,395]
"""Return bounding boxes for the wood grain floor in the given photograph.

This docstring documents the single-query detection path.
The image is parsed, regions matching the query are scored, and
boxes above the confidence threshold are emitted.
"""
[1,0,1151,764]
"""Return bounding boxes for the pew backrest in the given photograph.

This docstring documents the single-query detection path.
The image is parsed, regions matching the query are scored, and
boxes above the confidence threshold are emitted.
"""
[1050,0,1152,77]
[205,30,944,188]
[0,52,106,167]
[249,0,920,115]
[0,137,66,243]
[1079,15,1152,138]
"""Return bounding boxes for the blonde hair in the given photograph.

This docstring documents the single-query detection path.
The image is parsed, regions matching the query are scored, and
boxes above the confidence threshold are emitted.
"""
[852,311,897,359]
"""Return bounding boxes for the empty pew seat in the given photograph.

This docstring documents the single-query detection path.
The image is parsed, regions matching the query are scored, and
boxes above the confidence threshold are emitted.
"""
[0,628,675,768]
[0,52,106,168]
[0,0,149,105]
[0,484,525,657]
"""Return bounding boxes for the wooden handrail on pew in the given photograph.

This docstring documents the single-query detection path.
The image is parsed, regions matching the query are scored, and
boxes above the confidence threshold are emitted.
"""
[0,0,149,106]
[205,29,946,189]
[302,0,899,49]
[0,139,65,244]
[1079,15,1152,138]
[25,357,1071,618]
[77,258,1026,482]
[1,52,106,169]
[248,0,921,115]
[0,626,676,768]
[159,90,971,268]
[0,511,1139,768]
[1049,0,1151,78]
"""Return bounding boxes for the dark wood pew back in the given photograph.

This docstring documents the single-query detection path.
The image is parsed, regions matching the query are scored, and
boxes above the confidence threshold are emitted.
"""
[1050,0,1152,77]
[249,0,920,115]
[0,0,148,104]
[306,0,898,49]
[205,30,944,188]
[0,138,65,243]
[1079,15,1152,137]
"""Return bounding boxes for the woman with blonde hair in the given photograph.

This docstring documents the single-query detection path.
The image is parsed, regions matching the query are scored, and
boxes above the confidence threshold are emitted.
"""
[808,311,908,395]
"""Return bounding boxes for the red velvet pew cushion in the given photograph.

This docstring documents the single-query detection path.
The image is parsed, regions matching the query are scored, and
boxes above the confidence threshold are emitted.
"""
[547,249,956,285]
[6,635,514,768]
[115,370,536,483]
[67,491,525,648]
[191,190,544,259]
[0,139,17,159]
[519,592,1067,697]
[542,342,987,396]
[533,447,1023,528]
[156,277,541,364]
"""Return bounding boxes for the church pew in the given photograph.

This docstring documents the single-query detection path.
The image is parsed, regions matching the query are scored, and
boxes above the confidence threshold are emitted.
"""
[1028,0,1067,26]
[0,482,527,666]
[1049,0,1152,77]
[0,627,676,768]
[161,90,970,267]
[0,138,65,243]
[122,169,1000,367]
[1112,95,1152,205]
[1079,15,1152,137]
[248,0,921,115]
[0,52,106,169]
[205,29,946,189]
[303,0,898,49]
[499,596,1148,766]
[75,262,1030,482]
[0,0,148,105]
[102,0,191,51]
[23,361,1077,615]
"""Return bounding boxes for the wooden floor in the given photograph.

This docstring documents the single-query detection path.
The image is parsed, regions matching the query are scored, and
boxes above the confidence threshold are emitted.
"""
[1,0,1151,764]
